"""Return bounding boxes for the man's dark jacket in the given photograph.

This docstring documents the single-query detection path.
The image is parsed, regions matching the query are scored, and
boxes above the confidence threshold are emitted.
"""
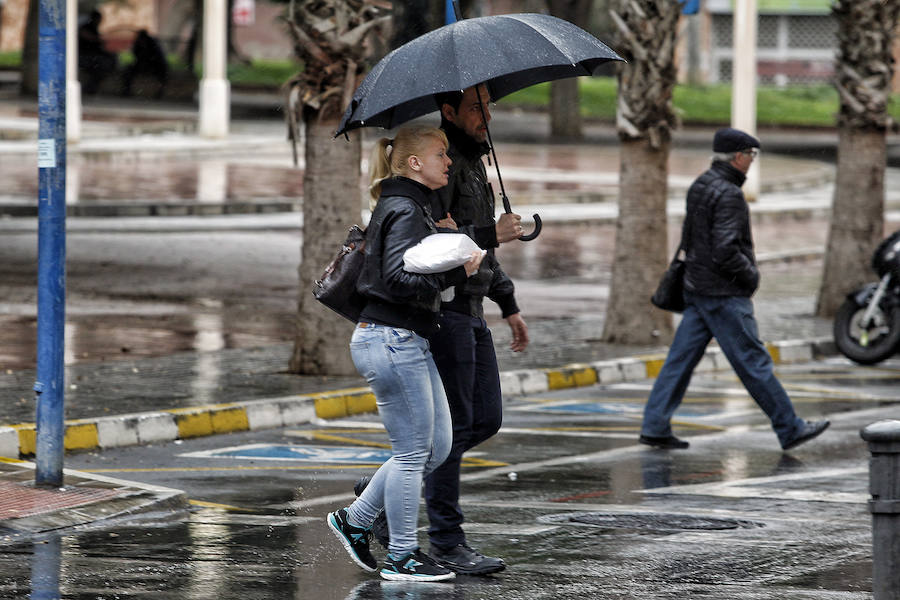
[682,160,760,297]
[357,177,468,336]
[432,121,519,318]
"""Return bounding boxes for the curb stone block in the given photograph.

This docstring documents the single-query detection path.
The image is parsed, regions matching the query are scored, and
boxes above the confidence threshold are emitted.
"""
[591,360,624,383]
[517,369,551,395]
[499,371,524,397]
[773,340,813,363]
[618,358,648,381]
[546,365,598,390]
[97,417,140,449]
[278,399,316,426]
[245,403,284,430]
[136,413,179,444]
[0,427,18,458]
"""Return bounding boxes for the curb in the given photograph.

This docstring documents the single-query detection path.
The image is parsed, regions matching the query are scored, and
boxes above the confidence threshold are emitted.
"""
[0,337,835,460]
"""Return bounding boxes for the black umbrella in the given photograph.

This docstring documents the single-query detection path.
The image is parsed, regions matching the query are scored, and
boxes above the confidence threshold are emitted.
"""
[336,12,624,241]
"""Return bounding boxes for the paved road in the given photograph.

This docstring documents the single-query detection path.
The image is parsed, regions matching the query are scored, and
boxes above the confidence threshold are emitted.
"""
[0,354,889,599]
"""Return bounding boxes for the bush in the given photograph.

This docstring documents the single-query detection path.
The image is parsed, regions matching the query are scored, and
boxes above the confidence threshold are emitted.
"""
[502,76,900,128]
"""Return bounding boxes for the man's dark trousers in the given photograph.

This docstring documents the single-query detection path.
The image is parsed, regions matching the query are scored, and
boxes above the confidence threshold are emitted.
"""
[425,309,502,550]
[641,291,803,446]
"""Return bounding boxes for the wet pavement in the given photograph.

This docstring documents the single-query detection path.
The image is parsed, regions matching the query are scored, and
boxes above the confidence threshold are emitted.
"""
[0,354,893,599]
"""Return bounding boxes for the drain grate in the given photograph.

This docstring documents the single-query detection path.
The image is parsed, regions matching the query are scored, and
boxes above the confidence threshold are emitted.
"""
[539,511,764,531]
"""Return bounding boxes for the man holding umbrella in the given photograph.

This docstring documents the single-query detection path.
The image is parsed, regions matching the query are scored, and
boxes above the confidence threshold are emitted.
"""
[421,84,528,576]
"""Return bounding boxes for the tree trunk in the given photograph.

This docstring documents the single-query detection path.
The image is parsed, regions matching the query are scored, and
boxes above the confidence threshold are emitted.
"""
[603,137,673,343]
[550,78,582,140]
[289,119,361,375]
[547,0,593,139]
[602,0,680,345]
[816,0,898,318]
[816,127,886,316]
[20,0,38,97]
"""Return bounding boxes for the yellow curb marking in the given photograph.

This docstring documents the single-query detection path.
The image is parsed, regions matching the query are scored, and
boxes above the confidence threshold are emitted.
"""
[315,392,377,419]
[64,423,99,451]
[546,366,598,390]
[645,358,666,378]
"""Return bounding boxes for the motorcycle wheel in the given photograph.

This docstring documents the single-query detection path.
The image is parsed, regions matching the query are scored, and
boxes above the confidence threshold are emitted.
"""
[833,297,900,365]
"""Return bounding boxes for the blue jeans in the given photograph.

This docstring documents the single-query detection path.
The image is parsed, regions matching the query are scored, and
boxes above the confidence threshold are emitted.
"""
[425,311,503,550]
[346,324,453,556]
[641,292,804,446]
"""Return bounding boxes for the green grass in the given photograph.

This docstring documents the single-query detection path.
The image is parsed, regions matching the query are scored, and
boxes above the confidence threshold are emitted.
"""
[0,51,21,69]
[503,76,900,128]
[227,58,299,88]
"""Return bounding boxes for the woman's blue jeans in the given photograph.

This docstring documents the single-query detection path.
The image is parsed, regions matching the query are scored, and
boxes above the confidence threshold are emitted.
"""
[641,292,804,446]
[345,324,452,556]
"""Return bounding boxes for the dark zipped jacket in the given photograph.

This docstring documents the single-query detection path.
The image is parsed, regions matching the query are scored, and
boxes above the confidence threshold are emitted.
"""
[431,120,519,318]
[357,177,468,337]
[683,160,760,297]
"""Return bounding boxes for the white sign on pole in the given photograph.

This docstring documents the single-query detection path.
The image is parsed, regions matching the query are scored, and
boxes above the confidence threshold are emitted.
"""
[233,0,255,26]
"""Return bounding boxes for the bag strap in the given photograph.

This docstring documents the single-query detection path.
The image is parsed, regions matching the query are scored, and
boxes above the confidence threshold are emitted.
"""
[675,202,692,260]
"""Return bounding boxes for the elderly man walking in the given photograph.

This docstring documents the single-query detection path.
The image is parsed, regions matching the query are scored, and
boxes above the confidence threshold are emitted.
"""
[639,127,829,452]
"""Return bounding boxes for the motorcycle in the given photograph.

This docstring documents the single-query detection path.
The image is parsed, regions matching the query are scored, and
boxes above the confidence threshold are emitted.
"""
[833,230,900,365]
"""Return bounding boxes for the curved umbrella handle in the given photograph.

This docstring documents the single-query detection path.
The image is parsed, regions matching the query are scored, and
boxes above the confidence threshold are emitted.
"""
[519,214,542,242]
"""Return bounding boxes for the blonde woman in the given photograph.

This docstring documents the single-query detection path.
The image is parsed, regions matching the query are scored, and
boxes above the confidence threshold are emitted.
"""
[327,125,482,582]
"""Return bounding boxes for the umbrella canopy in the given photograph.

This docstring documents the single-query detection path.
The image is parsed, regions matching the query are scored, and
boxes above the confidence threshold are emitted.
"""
[335,13,623,136]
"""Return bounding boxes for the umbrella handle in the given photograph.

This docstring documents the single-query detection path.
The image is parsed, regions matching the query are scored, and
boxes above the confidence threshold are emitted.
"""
[519,214,542,242]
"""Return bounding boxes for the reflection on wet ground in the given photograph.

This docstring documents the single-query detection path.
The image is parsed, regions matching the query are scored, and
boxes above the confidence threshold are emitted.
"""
[5,358,887,599]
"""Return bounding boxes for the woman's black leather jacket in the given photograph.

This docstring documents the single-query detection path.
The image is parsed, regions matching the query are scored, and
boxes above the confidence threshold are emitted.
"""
[357,177,468,336]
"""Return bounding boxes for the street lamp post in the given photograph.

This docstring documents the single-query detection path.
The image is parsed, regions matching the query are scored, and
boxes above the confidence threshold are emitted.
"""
[35,0,67,487]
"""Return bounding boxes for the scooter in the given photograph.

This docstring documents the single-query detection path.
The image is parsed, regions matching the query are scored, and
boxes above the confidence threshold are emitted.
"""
[833,230,900,365]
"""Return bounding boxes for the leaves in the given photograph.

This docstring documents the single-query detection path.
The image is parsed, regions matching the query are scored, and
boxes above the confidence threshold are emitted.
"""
[284,0,390,160]
[832,0,900,130]
[610,0,681,146]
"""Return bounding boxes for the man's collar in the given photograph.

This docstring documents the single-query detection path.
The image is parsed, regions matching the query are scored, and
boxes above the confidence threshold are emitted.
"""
[711,160,747,187]
[441,119,491,159]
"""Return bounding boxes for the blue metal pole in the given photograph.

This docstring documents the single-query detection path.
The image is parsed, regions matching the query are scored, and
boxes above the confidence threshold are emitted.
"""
[34,0,67,488]
[446,0,458,24]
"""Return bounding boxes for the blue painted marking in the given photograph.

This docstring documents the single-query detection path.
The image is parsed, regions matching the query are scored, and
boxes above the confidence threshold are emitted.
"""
[205,444,391,464]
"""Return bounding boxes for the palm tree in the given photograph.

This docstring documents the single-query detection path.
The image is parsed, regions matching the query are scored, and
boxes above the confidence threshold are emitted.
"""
[602,0,681,345]
[816,0,900,317]
[284,0,389,375]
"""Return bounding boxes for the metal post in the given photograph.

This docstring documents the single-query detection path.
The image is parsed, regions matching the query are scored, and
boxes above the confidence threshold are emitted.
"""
[35,0,67,488]
[860,420,900,600]
[731,0,760,202]
[199,0,230,138]
[65,0,80,143]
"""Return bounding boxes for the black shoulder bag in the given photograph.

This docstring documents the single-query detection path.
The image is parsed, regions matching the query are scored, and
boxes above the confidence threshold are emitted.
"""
[651,211,690,313]
[312,225,367,322]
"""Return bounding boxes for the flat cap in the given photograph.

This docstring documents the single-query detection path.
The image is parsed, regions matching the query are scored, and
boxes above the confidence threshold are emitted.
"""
[713,127,760,153]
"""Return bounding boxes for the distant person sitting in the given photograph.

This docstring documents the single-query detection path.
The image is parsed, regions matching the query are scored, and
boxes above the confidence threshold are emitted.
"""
[78,9,117,95]
[123,29,168,98]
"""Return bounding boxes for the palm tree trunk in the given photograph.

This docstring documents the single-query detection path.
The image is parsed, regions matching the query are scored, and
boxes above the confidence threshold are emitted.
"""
[289,119,361,375]
[816,127,886,316]
[603,137,673,343]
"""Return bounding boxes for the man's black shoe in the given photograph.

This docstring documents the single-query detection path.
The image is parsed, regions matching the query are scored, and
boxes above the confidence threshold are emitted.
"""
[354,475,389,549]
[639,434,689,450]
[430,544,506,576]
[782,419,830,451]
